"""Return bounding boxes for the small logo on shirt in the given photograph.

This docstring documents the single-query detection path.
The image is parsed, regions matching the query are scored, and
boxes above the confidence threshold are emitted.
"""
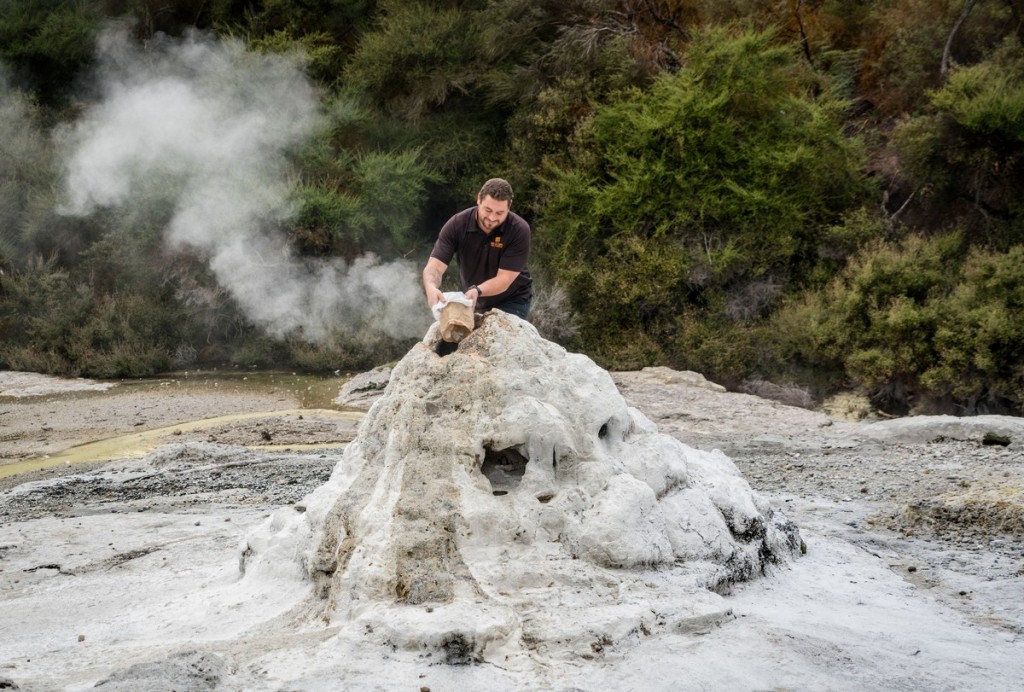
[489,236,504,249]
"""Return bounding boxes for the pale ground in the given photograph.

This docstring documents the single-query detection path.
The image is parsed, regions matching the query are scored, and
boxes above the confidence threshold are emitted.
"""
[0,371,361,488]
[1,368,1022,690]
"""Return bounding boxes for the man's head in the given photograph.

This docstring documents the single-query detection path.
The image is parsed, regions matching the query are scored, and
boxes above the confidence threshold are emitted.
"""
[476,178,513,233]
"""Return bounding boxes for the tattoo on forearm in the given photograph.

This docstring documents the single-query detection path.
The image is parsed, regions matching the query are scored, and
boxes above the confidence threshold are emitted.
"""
[424,266,442,289]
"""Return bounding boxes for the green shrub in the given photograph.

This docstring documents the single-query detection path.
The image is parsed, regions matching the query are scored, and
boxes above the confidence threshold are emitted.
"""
[537,24,869,370]
[291,183,364,254]
[767,233,1024,413]
[893,36,1024,243]
[246,30,345,85]
[0,265,185,377]
[812,233,961,401]
[0,0,101,102]
[0,77,60,268]
[926,245,1024,409]
[0,224,192,377]
[289,91,441,256]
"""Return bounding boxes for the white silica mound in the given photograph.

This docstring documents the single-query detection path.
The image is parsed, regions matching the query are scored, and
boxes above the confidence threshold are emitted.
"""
[242,311,801,662]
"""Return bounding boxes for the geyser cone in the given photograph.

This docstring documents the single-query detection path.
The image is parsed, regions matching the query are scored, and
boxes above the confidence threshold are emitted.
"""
[243,312,801,661]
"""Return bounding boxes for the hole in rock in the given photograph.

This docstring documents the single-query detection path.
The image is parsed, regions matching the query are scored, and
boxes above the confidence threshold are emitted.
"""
[982,432,1011,447]
[481,446,528,496]
[598,422,609,439]
[435,340,459,357]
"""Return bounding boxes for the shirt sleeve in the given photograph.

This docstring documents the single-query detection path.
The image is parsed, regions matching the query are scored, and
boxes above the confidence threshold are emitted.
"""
[498,217,530,272]
[430,215,460,265]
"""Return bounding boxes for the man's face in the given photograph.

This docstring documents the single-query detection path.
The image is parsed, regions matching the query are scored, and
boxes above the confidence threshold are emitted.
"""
[476,194,510,233]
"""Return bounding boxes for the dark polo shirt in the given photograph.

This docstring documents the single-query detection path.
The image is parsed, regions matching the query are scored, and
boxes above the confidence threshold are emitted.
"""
[430,206,533,311]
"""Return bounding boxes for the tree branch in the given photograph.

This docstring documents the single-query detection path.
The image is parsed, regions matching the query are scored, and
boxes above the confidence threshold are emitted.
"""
[941,0,979,79]
[792,0,813,64]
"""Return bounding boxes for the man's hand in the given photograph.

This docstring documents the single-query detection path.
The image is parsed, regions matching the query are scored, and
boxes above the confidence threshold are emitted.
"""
[426,285,445,309]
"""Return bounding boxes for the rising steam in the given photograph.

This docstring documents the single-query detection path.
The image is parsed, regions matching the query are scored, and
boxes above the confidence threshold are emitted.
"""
[57,28,430,342]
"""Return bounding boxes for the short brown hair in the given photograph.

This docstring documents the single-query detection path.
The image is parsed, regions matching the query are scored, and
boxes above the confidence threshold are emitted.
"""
[479,178,514,203]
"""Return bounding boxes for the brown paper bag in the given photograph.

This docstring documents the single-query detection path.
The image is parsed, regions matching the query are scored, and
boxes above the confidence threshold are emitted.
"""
[439,301,474,343]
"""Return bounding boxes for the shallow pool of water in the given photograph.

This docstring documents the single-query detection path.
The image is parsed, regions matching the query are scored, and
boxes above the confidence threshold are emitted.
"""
[113,369,354,410]
[0,369,369,481]
[0,408,360,480]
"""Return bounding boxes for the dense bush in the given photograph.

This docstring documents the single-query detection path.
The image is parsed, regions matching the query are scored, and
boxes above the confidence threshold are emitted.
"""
[928,245,1024,411]
[291,116,439,257]
[0,0,101,103]
[893,36,1024,243]
[0,236,190,377]
[536,25,869,372]
[0,78,50,266]
[769,234,1024,414]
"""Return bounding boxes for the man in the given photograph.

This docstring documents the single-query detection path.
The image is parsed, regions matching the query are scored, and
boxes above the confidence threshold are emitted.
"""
[422,178,533,320]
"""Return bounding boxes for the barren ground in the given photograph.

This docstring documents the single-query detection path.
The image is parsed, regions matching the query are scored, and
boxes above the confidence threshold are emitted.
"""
[1,367,1022,689]
[0,371,359,490]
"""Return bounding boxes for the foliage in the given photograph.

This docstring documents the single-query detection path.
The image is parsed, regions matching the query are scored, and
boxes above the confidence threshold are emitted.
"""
[5,0,1024,413]
[338,0,514,196]
[814,233,961,392]
[291,148,436,256]
[0,236,189,377]
[104,0,243,35]
[0,0,101,103]
[502,32,647,209]
[768,233,1024,413]
[289,92,441,256]
[344,1,480,121]
[240,0,376,56]
[246,30,347,85]
[893,36,1024,243]
[340,0,659,204]
[857,0,1013,115]
[0,79,53,268]
[537,24,869,371]
[927,245,1024,410]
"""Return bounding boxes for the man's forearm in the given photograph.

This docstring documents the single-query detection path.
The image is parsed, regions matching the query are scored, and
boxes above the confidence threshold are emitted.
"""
[423,264,443,293]
[478,269,519,296]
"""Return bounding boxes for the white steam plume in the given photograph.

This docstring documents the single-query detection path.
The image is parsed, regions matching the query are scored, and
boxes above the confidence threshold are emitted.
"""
[57,28,430,342]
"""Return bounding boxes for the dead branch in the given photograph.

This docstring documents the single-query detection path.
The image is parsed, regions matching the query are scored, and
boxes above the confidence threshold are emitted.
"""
[941,0,979,79]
